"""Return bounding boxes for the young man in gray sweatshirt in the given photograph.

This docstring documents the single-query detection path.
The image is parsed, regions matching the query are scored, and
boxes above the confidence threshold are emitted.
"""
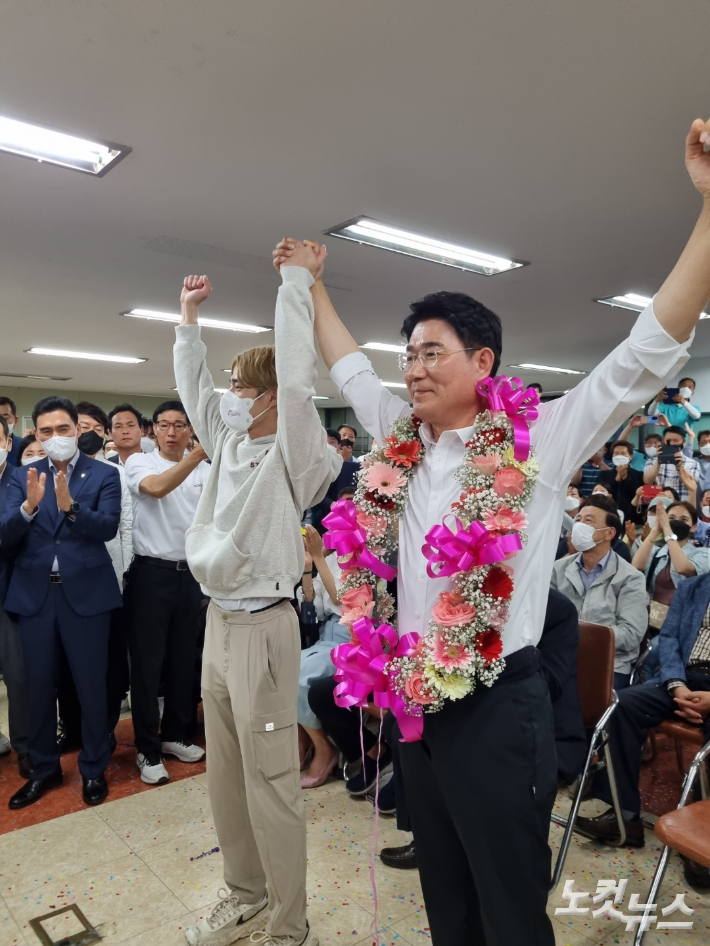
[175,241,341,946]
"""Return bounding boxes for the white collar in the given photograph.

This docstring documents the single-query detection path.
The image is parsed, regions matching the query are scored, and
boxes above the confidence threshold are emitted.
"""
[419,422,475,449]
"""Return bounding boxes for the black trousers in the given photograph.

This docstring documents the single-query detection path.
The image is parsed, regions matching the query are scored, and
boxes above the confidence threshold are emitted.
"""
[593,672,710,817]
[124,558,203,757]
[382,709,410,832]
[58,605,129,740]
[400,665,557,946]
[19,584,111,780]
[308,675,377,762]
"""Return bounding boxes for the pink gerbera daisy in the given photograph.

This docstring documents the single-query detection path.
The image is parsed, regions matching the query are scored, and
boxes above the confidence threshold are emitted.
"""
[482,505,528,533]
[365,462,407,497]
[429,633,476,672]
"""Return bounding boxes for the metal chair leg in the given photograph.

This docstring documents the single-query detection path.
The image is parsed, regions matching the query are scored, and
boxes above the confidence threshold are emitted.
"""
[550,695,619,890]
[633,739,710,946]
[603,737,627,847]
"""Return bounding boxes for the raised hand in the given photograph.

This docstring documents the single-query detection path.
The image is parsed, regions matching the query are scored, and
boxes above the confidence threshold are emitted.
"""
[304,524,325,560]
[685,422,696,444]
[180,275,213,324]
[629,415,645,428]
[657,413,670,428]
[273,238,327,280]
[686,118,710,199]
[54,471,73,513]
[23,466,46,514]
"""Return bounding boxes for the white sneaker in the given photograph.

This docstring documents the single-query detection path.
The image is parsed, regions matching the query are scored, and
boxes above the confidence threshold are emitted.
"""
[249,924,318,946]
[137,753,170,785]
[162,740,205,763]
[0,732,11,755]
[185,890,268,946]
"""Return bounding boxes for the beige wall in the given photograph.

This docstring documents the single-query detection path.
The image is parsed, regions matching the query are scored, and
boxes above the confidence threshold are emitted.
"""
[2,386,173,434]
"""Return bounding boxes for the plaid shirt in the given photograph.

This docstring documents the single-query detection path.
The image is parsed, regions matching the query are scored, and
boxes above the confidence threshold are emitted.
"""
[644,455,702,502]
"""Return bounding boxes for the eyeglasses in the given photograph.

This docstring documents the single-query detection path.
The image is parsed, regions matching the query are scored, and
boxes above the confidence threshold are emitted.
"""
[397,348,478,372]
[155,422,189,433]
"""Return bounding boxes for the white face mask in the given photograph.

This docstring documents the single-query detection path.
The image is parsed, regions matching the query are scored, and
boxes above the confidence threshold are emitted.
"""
[647,515,657,531]
[41,435,77,463]
[700,444,710,457]
[103,450,118,460]
[0,448,6,467]
[21,455,41,466]
[679,386,693,399]
[327,443,338,454]
[564,495,580,511]
[571,521,601,552]
[645,446,658,458]
[612,455,631,467]
[219,390,270,434]
[6,422,14,435]
[703,506,710,519]
[140,436,156,453]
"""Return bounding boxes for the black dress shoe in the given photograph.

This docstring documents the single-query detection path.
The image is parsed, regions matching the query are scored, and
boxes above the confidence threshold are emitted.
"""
[17,753,33,780]
[380,840,418,870]
[57,731,81,754]
[82,775,108,806]
[681,854,710,890]
[9,769,63,809]
[575,808,645,848]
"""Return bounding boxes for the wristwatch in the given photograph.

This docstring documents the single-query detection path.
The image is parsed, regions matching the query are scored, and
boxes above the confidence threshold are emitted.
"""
[66,501,80,517]
[664,533,678,543]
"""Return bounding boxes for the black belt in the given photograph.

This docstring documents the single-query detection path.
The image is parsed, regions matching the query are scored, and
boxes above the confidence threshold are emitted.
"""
[689,663,710,677]
[134,554,190,572]
[250,600,287,615]
[49,574,62,584]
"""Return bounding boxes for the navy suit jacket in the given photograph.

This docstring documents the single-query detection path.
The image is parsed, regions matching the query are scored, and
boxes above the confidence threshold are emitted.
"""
[655,572,710,685]
[0,452,122,617]
[0,462,16,604]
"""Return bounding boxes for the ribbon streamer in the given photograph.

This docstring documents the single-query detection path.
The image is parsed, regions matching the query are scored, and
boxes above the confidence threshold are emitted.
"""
[422,515,522,579]
[323,499,397,581]
[331,616,425,742]
[476,375,540,462]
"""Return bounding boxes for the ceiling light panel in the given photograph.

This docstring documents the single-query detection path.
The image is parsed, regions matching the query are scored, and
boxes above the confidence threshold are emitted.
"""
[28,347,146,365]
[0,371,73,381]
[361,342,407,353]
[509,363,586,375]
[325,217,527,275]
[124,309,271,333]
[0,115,129,175]
[596,293,710,319]
[382,381,409,389]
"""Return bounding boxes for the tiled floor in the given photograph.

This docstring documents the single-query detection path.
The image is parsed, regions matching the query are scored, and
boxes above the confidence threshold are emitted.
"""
[1,686,708,945]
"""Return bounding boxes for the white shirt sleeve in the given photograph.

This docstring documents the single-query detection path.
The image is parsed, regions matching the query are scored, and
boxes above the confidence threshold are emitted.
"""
[124,453,156,499]
[685,402,701,421]
[532,301,694,492]
[330,351,412,443]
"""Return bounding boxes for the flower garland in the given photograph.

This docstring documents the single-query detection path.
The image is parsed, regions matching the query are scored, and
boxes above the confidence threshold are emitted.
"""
[323,376,540,741]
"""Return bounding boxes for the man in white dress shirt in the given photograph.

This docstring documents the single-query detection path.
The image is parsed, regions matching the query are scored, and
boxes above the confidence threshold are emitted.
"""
[273,118,710,945]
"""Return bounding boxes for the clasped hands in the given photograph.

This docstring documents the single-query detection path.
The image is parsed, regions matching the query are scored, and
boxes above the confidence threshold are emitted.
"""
[22,466,74,516]
[674,687,710,724]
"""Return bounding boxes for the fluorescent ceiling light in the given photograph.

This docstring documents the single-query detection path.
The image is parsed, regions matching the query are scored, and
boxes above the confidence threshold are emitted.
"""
[325,217,527,276]
[596,292,710,319]
[312,396,330,400]
[0,371,73,381]
[361,342,407,354]
[509,363,585,376]
[28,347,146,365]
[382,381,409,389]
[124,309,271,333]
[0,115,129,175]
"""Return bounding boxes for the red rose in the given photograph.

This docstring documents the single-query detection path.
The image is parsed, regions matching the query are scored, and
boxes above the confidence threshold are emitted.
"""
[475,629,503,662]
[484,428,507,445]
[481,567,514,600]
[364,490,395,511]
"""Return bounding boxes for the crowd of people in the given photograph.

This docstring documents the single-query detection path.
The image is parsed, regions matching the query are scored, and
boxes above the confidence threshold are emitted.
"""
[3,144,710,945]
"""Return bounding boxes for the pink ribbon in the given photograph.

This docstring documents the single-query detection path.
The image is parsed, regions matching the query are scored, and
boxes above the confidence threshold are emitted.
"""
[331,617,425,742]
[476,375,540,462]
[422,515,522,579]
[323,499,397,581]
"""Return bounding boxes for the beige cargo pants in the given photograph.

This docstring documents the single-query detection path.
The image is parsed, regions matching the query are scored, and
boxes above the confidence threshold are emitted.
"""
[202,600,306,940]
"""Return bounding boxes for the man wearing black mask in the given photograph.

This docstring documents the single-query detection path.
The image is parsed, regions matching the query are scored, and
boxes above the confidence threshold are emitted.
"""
[56,403,133,754]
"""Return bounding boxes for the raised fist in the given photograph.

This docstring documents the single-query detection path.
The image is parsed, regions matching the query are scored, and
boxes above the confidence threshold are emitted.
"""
[181,275,213,308]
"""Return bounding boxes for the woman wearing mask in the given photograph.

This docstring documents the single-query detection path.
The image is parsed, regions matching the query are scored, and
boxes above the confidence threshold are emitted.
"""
[695,487,710,546]
[561,484,582,536]
[596,440,644,523]
[632,501,709,626]
[16,434,47,466]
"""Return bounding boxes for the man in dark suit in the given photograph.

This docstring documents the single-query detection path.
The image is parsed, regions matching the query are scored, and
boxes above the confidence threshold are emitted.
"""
[0,396,122,808]
[0,416,31,779]
[578,571,710,887]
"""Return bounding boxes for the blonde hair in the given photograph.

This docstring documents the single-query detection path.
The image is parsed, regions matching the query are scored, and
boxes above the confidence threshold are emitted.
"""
[231,346,277,394]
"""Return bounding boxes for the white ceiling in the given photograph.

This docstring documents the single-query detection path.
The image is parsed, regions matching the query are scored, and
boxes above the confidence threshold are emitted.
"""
[1,0,710,409]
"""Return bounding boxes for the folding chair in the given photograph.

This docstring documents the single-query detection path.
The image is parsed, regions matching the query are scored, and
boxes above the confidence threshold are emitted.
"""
[633,737,710,946]
[550,621,625,890]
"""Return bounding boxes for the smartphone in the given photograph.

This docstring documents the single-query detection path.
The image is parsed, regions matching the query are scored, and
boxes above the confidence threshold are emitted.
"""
[664,387,680,401]
[638,415,659,425]
[659,444,681,465]
[641,485,663,503]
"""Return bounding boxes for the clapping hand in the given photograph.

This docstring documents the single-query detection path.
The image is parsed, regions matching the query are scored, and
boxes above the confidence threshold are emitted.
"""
[23,466,46,514]
[685,422,696,445]
[625,521,637,544]
[304,524,325,560]
[54,471,73,514]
